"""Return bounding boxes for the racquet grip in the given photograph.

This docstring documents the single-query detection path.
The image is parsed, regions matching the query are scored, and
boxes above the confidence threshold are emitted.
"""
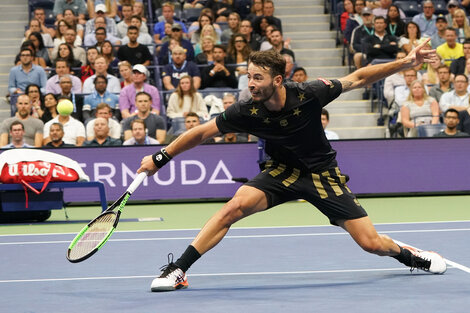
[127,171,148,194]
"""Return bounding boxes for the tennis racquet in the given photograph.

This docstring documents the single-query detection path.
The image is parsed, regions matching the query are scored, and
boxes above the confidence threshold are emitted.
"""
[66,171,148,263]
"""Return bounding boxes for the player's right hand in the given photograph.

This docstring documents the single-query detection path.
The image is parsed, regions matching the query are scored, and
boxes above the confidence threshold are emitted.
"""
[138,155,158,176]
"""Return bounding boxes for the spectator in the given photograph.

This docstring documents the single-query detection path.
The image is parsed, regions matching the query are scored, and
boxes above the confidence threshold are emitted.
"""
[25,19,54,49]
[55,75,84,121]
[200,45,238,89]
[162,46,201,90]
[439,74,470,112]
[292,67,308,83]
[117,26,152,65]
[132,1,147,23]
[119,64,161,118]
[350,8,375,69]
[205,0,233,22]
[183,0,205,10]
[385,51,420,107]
[458,104,470,134]
[239,19,262,51]
[227,33,251,80]
[84,20,121,46]
[283,54,294,81]
[83,56,121,94]
[399,22,422,55]
[43,99,86,146]
[123,119,160,145]
[246,0,264,24]
[39,93,59,124]
[87,0,118,20]
[421,54,443,85]
[168,112,216,143]
[85,103,122,141]
[53,0,87,24]
[436,27,464,67]
[83,75,120,122]
[195,36,216,64]
[344,0,367,44]
[54,43,83,73]
[189,11,221,44]
[83,117,122,146]
[450,39,470,75]
[43,123,75,147]
[117,3,149,38]
[194,24,220,56]
[25,84,43,119]
[52,29,86,66]
[253,0,282,33]
[412,0,437,37]
[452,9,470,43]
[431,15,449,50]
[54,19,82,48]
[221,12,241,43]
[268,29,295,62]
[81,47,99,83]
[31,8,56,38]
[259,24,278,51]
[28,32,51,67]
[446,0,460,26]
[84,4,118,37]
[167,76,208,119]
[153,2,188,44]
[46,59,82,94]
[122,92,166,143]
[122,16,153,54]
[384,4,405,38]
[428,65,454,103]
[401,80,440,137]
[391,68,419,109]
[62,9,84,40]
[118,60,134,88]
[15,41,47,69]
[101,40,119,70]
[158,23,196,65]
[434,108,469,137]
[321,108,339,140]
[372,0,405,19]
[340,0,355,32]
[8,47,47,95]
[0,94,44,147]
[364,16,398,64]
[1,121,34,149]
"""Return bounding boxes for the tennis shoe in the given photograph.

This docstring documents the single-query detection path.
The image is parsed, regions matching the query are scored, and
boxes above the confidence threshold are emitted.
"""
[151,253,188,292]
[403,246,447,274]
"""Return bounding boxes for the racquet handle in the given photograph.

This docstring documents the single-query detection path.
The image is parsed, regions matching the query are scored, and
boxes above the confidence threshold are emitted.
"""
[127,171,148,194]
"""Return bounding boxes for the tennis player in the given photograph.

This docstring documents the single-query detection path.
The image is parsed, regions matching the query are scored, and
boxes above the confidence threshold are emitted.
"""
[138,38,447,292]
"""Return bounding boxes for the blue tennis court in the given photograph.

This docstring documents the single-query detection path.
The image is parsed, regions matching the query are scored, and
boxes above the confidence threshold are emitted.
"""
[1,221,469,313]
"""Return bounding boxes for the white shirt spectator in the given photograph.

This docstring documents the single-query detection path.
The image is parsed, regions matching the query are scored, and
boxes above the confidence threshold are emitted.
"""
[325,129,339,140]
[384,72,423,105]
[393,85,410,108]
[86,118,121,140]
[439,90,469,112]
[82,74,121,94]
[43,116,85,145]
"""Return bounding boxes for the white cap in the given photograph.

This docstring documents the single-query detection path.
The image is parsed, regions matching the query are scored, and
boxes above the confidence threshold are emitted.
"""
[95,4,107,13]
[132,64,149,78]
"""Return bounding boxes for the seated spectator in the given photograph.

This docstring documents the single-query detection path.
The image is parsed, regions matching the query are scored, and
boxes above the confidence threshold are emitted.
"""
[30,8,56,38]
[46,59,82,94]
[84,4,118,37]
[39,93,59,124]
[166,112,215,143]
[87,0,118,20]
[350,8,375,69]
[321,109,339,140]
[253,0,282,33]
[0,94,44,147]
[121,16,153,54]
[344,0,367,44]
[153,2,188,45]
[450,39,470,75]
[158,23,195,65]
[283,54,295,81]
[25,84,43,119]
[195,36,216,64]
[83,56,121,94]
[459,105,470,134]
[54,19,82,48]
[118,60,134,88]
[428,65,454,103]
[52,28,87,66]
[15,41,47,69]
[421,54,443,85]
[123,119,160,145]
[439,74,470,112]
[84,21,121,47]
[24,18,54,49]
[117,26,152,66]
[28,32,51,67]
[399,22,423,55]
[200,45,238,89]
[384,4,405,38]
[292,67,308,83]
[1,121,34,149]
[122,92,166,143]
[431,15,448,50]
[85,103,121,141]
[364,16,398,64]
[340,0,355,32]
[221,12,241,43]
[53,0,87,24]
[446,0,459,26]
[132,1,147,23]
[43,122,75,147]
[83,117,122,146]
[372,0,405,19]
[434,108,469,137]
[83,75,120,122]
[55,75,84,122]
[392,69,419,109]
[254,16,274,38]
[401,80,440,137]
[62,9,84,40]
[188,9,222,40]
[43,99,86,146]
[53,43,83,73]
[162,46,201,90]
[9,47,47,95]
[259,24,277,51]
[101,40,119,70]
[194,24,221,56]
[120,64,161,118]
[412,1,437,38]
[222,132,247,142]
[117,4,149,39]
[437,27,464,67]
[206,0,233,22]
[452,9,470,43]
[167,76,208,119]
[246,0,264,24]
[81,47,99,83]
[227,33,251,82]
[183,0,205,10]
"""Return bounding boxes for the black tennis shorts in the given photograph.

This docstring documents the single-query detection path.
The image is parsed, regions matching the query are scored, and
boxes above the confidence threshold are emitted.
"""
[245,161,368,225]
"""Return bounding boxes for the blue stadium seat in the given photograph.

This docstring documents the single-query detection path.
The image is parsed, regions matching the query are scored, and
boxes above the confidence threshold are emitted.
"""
[29,0,55,24]
[394,1,420,17]
[434,1,449,15]
[417,124,445,137]
[183,8,202,22]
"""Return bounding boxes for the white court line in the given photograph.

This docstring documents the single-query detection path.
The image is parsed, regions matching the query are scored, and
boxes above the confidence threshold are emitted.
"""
[2,227,470,246]
[0,267,424,284]
[394,240,470,274]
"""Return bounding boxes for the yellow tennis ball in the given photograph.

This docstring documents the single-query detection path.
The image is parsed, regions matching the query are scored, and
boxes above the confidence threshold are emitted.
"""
[57,99,74,116]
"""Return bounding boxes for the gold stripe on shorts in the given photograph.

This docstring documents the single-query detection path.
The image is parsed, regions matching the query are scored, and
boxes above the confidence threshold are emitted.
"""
[282,168,300,187]
[312,173,328,199]
[269,163,286,177]
[335,167,352,193]
[321,170,343,197]
[262,160,274,172]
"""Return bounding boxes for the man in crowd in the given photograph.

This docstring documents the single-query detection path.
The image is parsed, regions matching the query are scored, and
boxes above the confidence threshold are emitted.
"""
[157,23,195,65]
[239,19,262,51]
[117,4,148,38]
[43,99,86,146]
[83,117,122,146]
[84,19,121,46]
[439,74,470,112]
[83,75,120,122]
[31,7,56,37]
[55,75,84,122]
[291,67,308,83]
[364,16,398,65]
[123,119,160,145]
[122,16,153,54]
[162,46,201,90]
[86,103,122,141]
[434,108,469,137]
[437,27,464,67]
[450,39,470,75]
[1,121,33,149]
[43,123,75,147]
[8,47,47,95]
[269,29,295,62]
[350,8,375,69]
[84,4,118,37]
[201,45,238,89]
[53,0,87,24]
[430,15,448,49]
[428,65,453,102]
[254,0,282,33]
[321,108,339,140]
[46,59,82,94]
[153,2,188,44]
[412,1,437,37]
[83,56,121,93]
[117,26,152,65]
[393,68,418,107]
[24,18,54,48]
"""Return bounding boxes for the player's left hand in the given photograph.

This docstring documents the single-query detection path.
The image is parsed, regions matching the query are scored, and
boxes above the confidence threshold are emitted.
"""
[138,155,158,176]
[406,38,438,67]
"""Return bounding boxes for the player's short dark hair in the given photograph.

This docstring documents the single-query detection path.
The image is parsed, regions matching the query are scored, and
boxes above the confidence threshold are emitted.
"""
[136,91,152,101]
[94,74,108,85]
[293,67,307,75]
[444,108,460,117]
[321,108,330,120]
[248,50,286,79]
[10,120,24,131]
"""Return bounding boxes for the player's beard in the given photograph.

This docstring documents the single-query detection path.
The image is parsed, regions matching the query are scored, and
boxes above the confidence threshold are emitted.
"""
[252,83,276,104]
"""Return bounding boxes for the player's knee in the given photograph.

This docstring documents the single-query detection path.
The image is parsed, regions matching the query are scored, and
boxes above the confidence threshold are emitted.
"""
[358,236,383,254]
[217,198,246,226]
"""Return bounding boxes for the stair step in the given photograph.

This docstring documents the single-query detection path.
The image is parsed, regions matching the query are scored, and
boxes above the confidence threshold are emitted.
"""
[326,100,371,114]
[276,14,329,24]
[328,113,380,128]
[305,66,350,77]
[284,22,330,32]
[276,5,324,15]
[0,12,28,20]
[295,48,342,58]
[297,57,341,67]
[276,0,324,6]
[285,31,336,40]
[330,127,386,139]
[290,39,336,49]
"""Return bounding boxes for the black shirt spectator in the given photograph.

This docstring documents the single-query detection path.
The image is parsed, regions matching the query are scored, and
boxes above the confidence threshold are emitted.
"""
[201,45,238,89]
[117,26,152,66]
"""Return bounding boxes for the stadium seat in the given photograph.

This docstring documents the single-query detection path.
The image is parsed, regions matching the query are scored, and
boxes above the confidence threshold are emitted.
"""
[29,0,55,24]
[417,124,445,137]
[183,8,202,22]
[394,1,420,17]
[434,1,448,15]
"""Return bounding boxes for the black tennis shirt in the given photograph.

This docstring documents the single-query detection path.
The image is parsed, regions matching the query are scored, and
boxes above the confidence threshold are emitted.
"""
[215,79,343,172]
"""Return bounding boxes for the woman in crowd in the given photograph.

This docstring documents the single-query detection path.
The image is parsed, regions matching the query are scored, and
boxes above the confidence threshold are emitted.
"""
[385,4,406,38]
[40,93,59,123]
[62,9,84,40]
[422,54,443,85]
[101,40,119,71]
[340,0,354,32]
[452,9,470,43]
[401,80,440,137]
[118,60,133,88]
[399,21,422,54]
[133,1,147,23]
[15,41,47,68]
[227,33,251,88]
[221,12,241,43]
[56,43,82,69]
[190,12,222,44]
[167,76,208,119]
[194,24,220,55]
[54,19,82,47]
[25,84,43,119]
[246,0,264,23]
[81,47,99,83]
[195,36,216,64]
[28,32,51,66]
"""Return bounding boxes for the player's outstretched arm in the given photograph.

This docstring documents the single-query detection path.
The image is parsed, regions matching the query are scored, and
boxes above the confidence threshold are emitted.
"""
[338,38,437,93]
[137,119,220,176]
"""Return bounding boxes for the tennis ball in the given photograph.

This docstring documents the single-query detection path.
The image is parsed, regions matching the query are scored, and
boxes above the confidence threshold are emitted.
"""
[57,99,74,116]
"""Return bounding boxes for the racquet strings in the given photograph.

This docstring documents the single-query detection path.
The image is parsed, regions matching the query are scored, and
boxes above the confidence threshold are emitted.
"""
[68,212,117,260]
